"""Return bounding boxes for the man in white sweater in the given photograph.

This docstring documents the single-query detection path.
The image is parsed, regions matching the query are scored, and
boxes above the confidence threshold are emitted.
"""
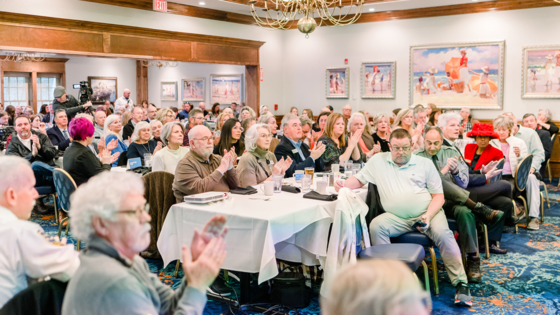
[0,156,80,308]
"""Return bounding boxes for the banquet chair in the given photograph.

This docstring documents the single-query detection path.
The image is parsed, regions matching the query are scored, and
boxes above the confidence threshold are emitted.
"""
[35,186,58,223]
[52,168,81,251]
[513,155,544,224]
[117,151,128,167]
[548,133,556,183]
[0,279,67,315]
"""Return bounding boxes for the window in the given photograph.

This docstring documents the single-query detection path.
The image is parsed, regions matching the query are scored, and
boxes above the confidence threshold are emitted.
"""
[3,75,29,109]
[37,74,59,109]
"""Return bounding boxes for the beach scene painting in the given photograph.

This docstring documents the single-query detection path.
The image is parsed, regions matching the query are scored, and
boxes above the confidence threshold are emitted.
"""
[161,81,177,101]
[210,74,243,105]
[522,46,560,98]
[182,78,205,102]
[326,67,349,98]
[361,61,395,98]
[410,41,505,109]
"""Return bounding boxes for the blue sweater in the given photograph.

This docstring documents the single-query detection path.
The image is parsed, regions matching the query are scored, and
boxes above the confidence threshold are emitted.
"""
[105,134,128,167]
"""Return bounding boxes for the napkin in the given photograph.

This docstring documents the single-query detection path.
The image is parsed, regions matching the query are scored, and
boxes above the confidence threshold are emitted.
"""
[303,191,338,201]
[282,185,301,194]
[229,186,258,195]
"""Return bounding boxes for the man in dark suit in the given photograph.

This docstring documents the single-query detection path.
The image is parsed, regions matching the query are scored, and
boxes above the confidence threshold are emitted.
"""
[122,106,144,141]
[274,114,326,178]
[41,103,54,125]
[522,113,552,179]
[47,109,72,152]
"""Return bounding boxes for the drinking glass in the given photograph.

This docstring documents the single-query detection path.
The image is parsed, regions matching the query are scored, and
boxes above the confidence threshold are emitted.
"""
[144,153,153,167]
[344,161,353,173]
[352,163,361,175]
[305,167,314,184]
[294,170,304,184]
[302,174,311,192]
[272,175,283,193]
[331,163,340,173]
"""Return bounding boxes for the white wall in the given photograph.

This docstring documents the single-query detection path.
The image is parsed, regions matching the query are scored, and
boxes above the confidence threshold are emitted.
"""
[148,63,245,108]
[281,6,560,119]
[64,57,136,102]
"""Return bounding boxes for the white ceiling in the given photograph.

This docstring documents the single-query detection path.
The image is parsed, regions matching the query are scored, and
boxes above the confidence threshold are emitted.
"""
[169,0,497,18]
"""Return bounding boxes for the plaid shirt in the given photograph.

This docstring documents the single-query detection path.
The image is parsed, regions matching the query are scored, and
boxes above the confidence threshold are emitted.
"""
[182,124,191,147]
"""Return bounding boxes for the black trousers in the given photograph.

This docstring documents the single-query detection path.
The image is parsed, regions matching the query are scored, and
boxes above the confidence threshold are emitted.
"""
[467,180,513,241]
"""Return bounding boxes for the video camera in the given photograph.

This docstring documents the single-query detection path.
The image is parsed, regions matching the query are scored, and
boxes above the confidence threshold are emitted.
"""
[78,81,93,105]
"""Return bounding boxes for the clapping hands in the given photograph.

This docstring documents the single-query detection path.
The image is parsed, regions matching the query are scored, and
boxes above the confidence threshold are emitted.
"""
[272,156,293,176]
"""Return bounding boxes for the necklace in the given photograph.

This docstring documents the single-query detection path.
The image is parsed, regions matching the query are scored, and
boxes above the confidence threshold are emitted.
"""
[140,141,152,153]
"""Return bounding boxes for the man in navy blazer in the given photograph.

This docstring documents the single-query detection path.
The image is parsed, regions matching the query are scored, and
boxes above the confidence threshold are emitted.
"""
[41,103,54,125]
[47,109,72,151]
[274,114,326,178]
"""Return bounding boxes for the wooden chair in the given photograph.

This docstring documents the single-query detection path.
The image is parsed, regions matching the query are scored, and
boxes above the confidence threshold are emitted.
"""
[513,155,544,225]
[52,168,81,251]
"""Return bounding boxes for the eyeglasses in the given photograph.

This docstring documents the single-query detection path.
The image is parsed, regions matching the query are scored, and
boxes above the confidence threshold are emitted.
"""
[166,114,174,118]
[259,133,273,139]
[193,136,213,143]
[392,146,411,153]
[233,126,245,132]
[117,204,149,220]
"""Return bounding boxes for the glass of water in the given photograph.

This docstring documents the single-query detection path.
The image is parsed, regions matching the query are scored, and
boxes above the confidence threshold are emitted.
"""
[302,174,312,192]
[272,175,283,193]
[352,163,361,175]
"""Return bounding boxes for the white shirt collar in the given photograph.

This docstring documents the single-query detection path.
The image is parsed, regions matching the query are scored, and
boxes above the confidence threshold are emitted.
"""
[17,134,32,150]
[0,205,18,225]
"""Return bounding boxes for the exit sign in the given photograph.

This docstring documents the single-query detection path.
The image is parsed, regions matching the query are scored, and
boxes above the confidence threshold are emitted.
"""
[154,0,168,12]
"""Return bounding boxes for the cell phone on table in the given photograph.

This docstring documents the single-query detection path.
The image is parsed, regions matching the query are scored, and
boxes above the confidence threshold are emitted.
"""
[412,221,427,229]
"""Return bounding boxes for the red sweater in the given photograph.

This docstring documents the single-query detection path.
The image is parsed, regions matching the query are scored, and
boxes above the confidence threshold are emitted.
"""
[464,143,504,170]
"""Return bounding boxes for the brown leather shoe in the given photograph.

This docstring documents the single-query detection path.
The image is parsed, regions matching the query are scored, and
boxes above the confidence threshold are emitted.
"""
[34,199,50,214]
[472,203,504,225]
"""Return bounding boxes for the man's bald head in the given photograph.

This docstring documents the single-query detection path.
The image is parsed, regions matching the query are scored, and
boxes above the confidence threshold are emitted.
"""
[188,125,213,158]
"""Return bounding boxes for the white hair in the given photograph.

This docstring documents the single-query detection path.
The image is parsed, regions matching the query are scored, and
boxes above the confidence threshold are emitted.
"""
[281,114,299,130]
[260,105,268,112]
[245,124,271,152]
[70,172,144,240]
[160,121,184,146]
[149,120,163,129]
[258,114,274,124]
[131,121,152,143]
[539,109,552,121]
[75,113,93,123]
[123,88,131,93]
[0,156,31,199]
[240,106,256,118]
[347,112,366,133]
[104,114,122,140]
[188,125,210,146]
[437,112,462,129]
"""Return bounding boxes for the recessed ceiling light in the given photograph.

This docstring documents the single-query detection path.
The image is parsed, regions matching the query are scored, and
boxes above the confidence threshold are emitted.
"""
[472,0,478,2]
[199,2,205,5]
[369,8,375,11]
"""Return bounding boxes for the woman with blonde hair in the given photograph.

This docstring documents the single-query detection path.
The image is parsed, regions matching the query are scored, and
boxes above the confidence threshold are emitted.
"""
[302,109,313,120]
[289,106,298,116]
[121,111,132,127]
[213,112,232,145]
[126,121,162,162]
[104,114,128,166]
[318,113,361,171]
[239,106,256,121]
[392,108,423,150]
[156,108,176,125]
[371,114,391,152]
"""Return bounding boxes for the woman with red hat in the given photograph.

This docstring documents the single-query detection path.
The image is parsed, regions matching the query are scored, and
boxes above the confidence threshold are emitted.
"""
[464,123,504,171]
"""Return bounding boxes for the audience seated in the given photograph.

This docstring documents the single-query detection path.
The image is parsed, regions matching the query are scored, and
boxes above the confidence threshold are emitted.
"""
[259,105,269,117]
[321,260,430,315]
[302,109,313,120]
[274,114,325,178]
[182,108,204,147]
[289,106,299,116]
[6,116,57,212]
[178,102,191,121]
[121,111,132,127]
[350,112,378,161]
[392,109,423,151]
[464,123,504,171]
[173,125,239,203]
[62,172,227,315]
[491,115,541,230]
[150,120,164,146]
[536,109,558,137]
[46,109,72,152]
[413,106,428,131]
[240,106,256,121]
[371,114,391,152]
[314,111,330,141]
[241,117,256,137]
[230,102,240,119]
[104,114,128,167]
[156,108,176,126]
[299,116,315,149]
[522,113,552,178]
[152,122,190,174]
[222,107,234,118]
[41,104,54,125]
[30,115,47,136]
[503,112,545,179]
[122,106,144,141]
[426,103,436,117]
[92,111,106,144]
[459,108,473,138]
[342,104,352,122]
[335,128,472,307]
[428,108,442,127]
[318,112,361,171]
[213,112,232,144]
[146,104,158,123]
[127,121,162,164]
[208,103,221,120]
[258,114,281,152]
[0,156,79,308]
[214,118,245,157]
[237,124,292,187]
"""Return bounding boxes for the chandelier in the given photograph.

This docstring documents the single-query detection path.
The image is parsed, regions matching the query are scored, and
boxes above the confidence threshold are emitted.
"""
[141,60,179,68]
[0,52,46,62]
[249,0,364,38]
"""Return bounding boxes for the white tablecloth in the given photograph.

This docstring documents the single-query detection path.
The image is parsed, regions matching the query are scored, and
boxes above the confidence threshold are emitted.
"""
[157,183,367,283]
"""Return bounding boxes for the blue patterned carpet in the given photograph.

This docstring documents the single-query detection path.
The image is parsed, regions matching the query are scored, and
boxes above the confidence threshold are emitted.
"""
[31,179,560,314]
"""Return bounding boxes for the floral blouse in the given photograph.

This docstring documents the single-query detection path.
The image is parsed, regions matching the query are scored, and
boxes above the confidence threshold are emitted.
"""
[318,135,361,171]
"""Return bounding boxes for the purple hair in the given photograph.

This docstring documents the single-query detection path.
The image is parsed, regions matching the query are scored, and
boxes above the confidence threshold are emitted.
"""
[69,117,94,141]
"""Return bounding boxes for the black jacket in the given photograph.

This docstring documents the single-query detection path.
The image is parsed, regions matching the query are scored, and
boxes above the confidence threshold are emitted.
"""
[41,113,53,124]
[274,135,324,178]
[62,142,111,187]
[536,129,552,161]
[47,126,71,151]
[53,95,86,120]
[6,130,58,166]
[122,120,135,142]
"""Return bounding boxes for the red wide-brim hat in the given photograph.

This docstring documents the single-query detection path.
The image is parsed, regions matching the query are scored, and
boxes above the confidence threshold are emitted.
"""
[466,123,499,139]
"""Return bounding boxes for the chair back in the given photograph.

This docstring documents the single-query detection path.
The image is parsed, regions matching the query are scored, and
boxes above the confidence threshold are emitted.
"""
[0,280,67,315]
[552,133,557,144]
[52,168,78,212]
[117,151,128,167]
[490,158,505,183]
[514,155,533,192]
[142,171,175,259]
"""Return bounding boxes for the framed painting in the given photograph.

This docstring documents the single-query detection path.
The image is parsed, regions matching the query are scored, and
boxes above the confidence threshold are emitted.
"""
[88,76,117,104]
[522,45,560,98]
[326,67,349,98]
[181,78,205,102]
[161,81,178,101]
[409,40,505,109]
[210,74,243,105]
[361,61,396,98]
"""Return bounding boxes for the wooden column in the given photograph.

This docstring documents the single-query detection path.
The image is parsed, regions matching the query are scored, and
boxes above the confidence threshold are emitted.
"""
[136,60,149,105]
[31,71,37,112]
[245,64,259,115]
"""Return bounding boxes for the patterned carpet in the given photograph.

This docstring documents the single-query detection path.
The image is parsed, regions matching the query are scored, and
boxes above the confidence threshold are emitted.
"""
[31,179,560,315]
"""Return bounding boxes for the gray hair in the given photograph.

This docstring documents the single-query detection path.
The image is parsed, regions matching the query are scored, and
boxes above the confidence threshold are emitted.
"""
[104,114,122,139]
[187,125,210,146]
[372,114,389,133]
[240,106,256,118]
[281,114,299,130]
[539,109,552,121]
[131,121,152,143]
[461,107,471,113]
[245,123,271,152]
[347,112,366,133]
[413,106,426,117]
[160,121,184,146]
[149,119,163,129]
[260,105,268,112]
[437,112,462,129]
[424,125,444,140]
[0,156,31,199]
[300,116,314,129]
[522,113,536,121]
[493,115,514,133]
[70,172,144,241]
[75,113,93,123]
[258,114,274,124]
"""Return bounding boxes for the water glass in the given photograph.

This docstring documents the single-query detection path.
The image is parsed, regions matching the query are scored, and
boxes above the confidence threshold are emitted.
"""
[316,179,328,194]
[352,163,361,175]
[302,174,312,192]
[144,153,153,167]
[294,170,304,184]
[344,161,353,173]
[331,163,340,173]
[272,175,283,193]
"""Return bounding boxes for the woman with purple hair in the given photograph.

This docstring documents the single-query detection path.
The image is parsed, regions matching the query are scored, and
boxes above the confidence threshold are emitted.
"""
[62,117,120,187]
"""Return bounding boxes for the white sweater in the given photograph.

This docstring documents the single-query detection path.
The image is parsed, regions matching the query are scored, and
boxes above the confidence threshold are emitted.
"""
[152,146,190,174]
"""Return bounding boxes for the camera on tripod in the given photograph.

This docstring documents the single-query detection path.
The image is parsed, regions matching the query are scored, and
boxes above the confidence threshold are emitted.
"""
[78,81,93,105]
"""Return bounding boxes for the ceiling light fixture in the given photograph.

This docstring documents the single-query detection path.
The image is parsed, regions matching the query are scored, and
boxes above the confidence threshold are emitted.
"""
[249,0,364,38]
[0,52,46,63]
[199,2,205,4]
[141,60,178,68]
[369,8,374,11]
